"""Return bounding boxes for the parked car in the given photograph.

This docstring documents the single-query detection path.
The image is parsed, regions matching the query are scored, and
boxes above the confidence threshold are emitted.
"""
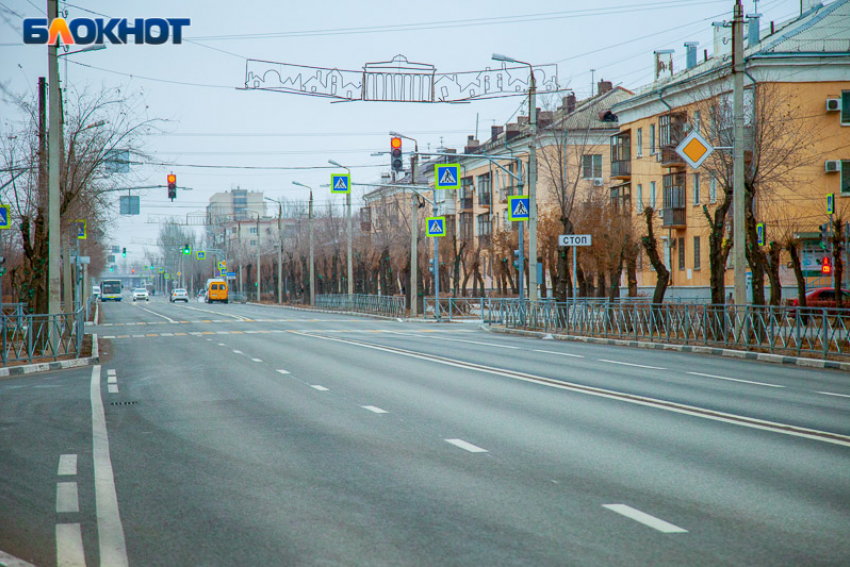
[170,288,189,303]
[132,287,149,302]
[788,287,850,315]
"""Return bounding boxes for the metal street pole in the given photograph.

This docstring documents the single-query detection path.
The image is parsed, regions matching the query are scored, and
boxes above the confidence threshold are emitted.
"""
[732,0,747,306]
[256,212,261,302]
[47,0,61,319]
[293,182,316,306]
[238,219,243,299]
[389,133,420,317]
[433,187,440,319]
[328,160,354,300]
[518,221,525,300]
[277,202,283,303]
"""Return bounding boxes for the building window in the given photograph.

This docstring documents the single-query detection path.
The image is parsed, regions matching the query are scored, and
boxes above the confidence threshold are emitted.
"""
[250,239,257,246]
[842,160,850,195]
[692,173,700,205]
[582,154,602,179]
[477,174,491,205]
[636,128,643,157]
[650,181,657,209]
[678,237,685,270]
[693,110,701,133]
[649,124,656,154]
[249,227,258,234]
[842,91,850,125]
[476,213,491,236]
[709,173,717,203]
[637,184,643,210]
[693,236,701,270]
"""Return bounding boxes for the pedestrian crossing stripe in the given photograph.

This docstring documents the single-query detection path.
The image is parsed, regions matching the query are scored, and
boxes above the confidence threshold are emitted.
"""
[508,195,530,221]
[426,216,446,237]
[330,173,350,194]
[435,164,461,190]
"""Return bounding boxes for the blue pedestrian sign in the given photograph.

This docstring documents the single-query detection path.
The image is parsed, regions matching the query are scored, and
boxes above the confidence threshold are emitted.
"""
[73,219,86,239]
[196,250,206,260]
[508,196,530,222]
[435,164,460,190]
[331,173,350,194]
[0,204,10,229]
[426,216,446,237]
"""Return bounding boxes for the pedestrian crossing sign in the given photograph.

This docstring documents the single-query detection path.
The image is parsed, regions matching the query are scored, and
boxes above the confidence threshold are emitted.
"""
[426,216,446,237]
[73,219,87,239]
[0,204,9,229]
[508,196,530,222]
[158,267,165,274]
[435,164,460,190]
[330,173,350,194]
[197,250,206,260]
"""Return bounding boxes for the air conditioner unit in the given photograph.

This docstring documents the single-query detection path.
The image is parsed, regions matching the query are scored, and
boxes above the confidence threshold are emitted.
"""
[825,160,841,173]
[826,99,841,112]
[592,179,604,186]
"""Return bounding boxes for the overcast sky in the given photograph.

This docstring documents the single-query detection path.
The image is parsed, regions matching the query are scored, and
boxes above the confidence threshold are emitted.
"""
[0,0,809,264]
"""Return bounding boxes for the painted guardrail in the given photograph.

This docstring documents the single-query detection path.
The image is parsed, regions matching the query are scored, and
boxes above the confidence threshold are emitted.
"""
[316,294,407,318]
[1,305,87,365]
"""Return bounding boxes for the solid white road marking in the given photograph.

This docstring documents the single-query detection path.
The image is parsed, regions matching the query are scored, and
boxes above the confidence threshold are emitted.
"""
[56,482,80,513]
[602,504,688,533]
[107,375,117,384]
[58,454,77,476]
[310,385,329,391]
[445,438,488,453]
[56,523,86,567]
[251,358,262,363]
[817,391,850,399]
[90,366,129,567]
[139,306,177,324]
[276,369,290,375]
[532,349,584,358]
[598,359,666,370]
[293,332,850,448]
[108,384,118,394]
[362,405,388,414]
[687,371,784,388]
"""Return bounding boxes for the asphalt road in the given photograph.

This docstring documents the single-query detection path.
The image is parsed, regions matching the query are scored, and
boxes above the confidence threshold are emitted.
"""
[2,296,849,566]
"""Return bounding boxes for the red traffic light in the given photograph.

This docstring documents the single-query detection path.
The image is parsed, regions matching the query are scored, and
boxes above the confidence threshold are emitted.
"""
[390,137,402,149]
[167,173,176,184]
[822,257,832,274]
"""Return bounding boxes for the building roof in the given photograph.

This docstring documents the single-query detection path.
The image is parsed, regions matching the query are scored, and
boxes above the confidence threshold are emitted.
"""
[758,0,850,54]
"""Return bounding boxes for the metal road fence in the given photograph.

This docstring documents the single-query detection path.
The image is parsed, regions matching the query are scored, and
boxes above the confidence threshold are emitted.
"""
[423,297,521,322]
[1,306,87,365]
[497,300,850,361]
[316,294,407,318]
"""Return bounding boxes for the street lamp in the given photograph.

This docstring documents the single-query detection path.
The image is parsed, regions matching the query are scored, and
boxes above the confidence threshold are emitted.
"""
[492,53,539,301]
[293,181,315,306]
[389,131,421,317]
[328,159,354,299]
[264,197,284,304]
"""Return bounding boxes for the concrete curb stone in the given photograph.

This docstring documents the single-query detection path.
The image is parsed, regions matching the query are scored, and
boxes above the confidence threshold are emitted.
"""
[0,333,100,379]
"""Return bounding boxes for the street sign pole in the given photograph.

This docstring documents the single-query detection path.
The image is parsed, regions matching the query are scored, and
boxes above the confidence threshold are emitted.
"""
[433,188,440,320]
[518,221,524,301]
[573,244,578,311]
[557,234,593,310]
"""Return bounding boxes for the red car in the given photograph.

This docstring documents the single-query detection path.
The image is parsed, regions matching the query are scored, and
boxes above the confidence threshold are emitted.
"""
[788,287,850,314]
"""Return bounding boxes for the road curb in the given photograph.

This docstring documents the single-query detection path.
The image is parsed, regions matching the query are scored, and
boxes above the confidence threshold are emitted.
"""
[487,326,850,372]
[0,333,100,378]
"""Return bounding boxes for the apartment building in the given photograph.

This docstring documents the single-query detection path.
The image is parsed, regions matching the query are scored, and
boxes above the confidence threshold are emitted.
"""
[610,0,850,298]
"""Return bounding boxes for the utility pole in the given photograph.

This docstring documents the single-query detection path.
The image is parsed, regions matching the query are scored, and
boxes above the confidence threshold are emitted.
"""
[277,203,283,303]
[409,151,419,317]
[47,0,61,318]
[347,185,354,298]
[732,0,747,306]
[309,191,315,306]
[528,68,539,302]
[238,219,243,299]
[256,213,261,302]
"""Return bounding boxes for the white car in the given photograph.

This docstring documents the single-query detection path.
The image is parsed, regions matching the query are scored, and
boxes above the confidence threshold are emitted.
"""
[170,288,189,303]
[132,288,149,302]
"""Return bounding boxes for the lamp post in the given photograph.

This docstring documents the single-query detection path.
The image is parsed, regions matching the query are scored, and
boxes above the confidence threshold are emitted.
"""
[328,160,354,300]
[389,132,420,317]
[264,197,284,304]
[293,182,315,306]
[493,53,538,301]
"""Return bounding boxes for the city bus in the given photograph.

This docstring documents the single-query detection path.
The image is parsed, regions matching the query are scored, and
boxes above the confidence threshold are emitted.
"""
[100,279,123,301]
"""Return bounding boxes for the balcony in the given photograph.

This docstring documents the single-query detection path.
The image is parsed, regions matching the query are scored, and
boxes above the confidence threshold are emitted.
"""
[662,172,686,228]
[659,146,685,168]
[459,197,474,211]
[610,131,631,180]
[659,111,687,168]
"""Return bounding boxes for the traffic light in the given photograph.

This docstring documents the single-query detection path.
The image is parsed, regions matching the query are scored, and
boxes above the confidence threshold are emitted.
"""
[822,257,832,275]
[167,173,177,200]
[390,137,403,172]
[110,265,115,272]
[756,223,765,247]
[513,249,521,269]
[429,259,436,274]
[122,247,127,257]
[131,268,135,274]
[0,255,5,277]
[182,244,191,255]
[819,223,830,250]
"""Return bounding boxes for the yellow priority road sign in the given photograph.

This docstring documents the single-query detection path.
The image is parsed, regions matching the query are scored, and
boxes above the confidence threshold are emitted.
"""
[675,130,714,169]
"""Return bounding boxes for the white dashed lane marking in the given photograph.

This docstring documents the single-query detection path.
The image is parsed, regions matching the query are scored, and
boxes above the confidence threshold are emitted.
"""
[56,482,79,513]
[362,405,388,414]
[310,385,329,391]
[603,504,688,533]
[818,391,850,399]
[444,438,488,453]
[276,369,290,375]
[58,454,77,476]
[687,371,784,388]
[598,359,666,370]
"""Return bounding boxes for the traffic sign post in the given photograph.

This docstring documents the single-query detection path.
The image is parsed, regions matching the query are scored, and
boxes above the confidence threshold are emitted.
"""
[426,217,446,237]
[675,131,715,169]
[0,204,11,229]
[434,164,460,190]
[559,234,593,307]
[330,173,350,194]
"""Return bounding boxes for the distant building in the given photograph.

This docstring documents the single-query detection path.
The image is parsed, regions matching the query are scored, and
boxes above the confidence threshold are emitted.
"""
[206,187,265,224]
